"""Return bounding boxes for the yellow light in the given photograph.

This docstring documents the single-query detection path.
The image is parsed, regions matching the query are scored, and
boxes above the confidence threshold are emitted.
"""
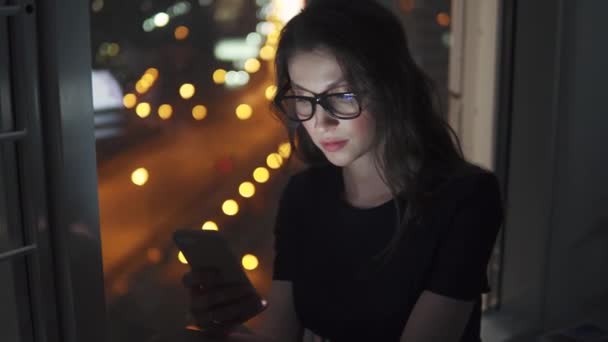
[131,167,149,186]
[278,142,292,159]
[145,67,159,79]
[253,167,270,183]
[266,30,280,45]
[201,221,219,231]
[123,93,137,108]
[158,104,173,119]
[266,153,283,169]
[242,254,259,271]
[265,85,277,101]
[178,251,188,264]
[174,25,190,40]
[135,103,151,118]
[259,45,276,61]
[236,104,253,120]
[192,105,207,120]
[222,199,239,216]
[142,73,155,84]
[244,58,261,73]
[107,43,120,56]
[179,83,196,99]
[239,182,256,198]
[135,80,149,94]
[212,69,227,84]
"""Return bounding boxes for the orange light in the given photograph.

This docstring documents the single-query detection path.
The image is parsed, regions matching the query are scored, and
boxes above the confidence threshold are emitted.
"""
[437,12,451,27]
[174,25,190,40]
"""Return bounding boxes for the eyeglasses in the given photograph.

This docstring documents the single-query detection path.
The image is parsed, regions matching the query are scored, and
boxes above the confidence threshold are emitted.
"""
[277,91,362,122]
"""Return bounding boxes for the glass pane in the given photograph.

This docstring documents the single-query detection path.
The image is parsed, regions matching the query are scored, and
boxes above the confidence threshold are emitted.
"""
[91,1,300,341]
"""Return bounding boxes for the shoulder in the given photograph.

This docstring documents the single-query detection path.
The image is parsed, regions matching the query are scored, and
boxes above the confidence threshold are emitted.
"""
[426,163,504,220]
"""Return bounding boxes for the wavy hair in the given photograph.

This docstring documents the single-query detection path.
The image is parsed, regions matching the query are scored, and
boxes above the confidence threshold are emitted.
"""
[271,0,467,265]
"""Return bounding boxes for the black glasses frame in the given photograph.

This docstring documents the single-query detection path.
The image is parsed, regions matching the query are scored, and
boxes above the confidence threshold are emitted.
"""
[277,91,362,122]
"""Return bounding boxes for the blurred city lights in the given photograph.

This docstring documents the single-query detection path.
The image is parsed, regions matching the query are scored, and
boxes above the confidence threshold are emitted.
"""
[135,80,149,94]
[143,19,155,32]
[123,93,137,108]
[174,25,190,40]
[131,168,149,186]
[179,83,196,99]
[236,104,253,120]
[246,32,263,46]
[437,12,451,27]
[266,153,283,169]
[253,167,270,183]
[135,102,151,118]
[154,12,170,27]
[225,71,250,88]
[244,58,261,73]
[213,69,227,84]
[242,254,259,270]
[158,104,173,119]
[192,105,207,120]
[239,182,256,198]
[256,21,276,35]
[214,39,259,61]
[178,251,188,264]
[145,68,159,79]
[265,85,277,100]
[202,221,219,231]
[91,0,104,12]
[222,199,239,216]
[259,45,276,61]
[278,142,292,159]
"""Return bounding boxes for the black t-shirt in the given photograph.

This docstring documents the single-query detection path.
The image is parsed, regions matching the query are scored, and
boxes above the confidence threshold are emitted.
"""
[272,165,504,342]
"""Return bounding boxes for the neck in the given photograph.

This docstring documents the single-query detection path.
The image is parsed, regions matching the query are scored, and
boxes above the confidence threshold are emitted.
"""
[341,154,393,208]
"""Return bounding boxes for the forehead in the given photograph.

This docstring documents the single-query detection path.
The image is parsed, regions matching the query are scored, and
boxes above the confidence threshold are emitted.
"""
[287,49,345,93]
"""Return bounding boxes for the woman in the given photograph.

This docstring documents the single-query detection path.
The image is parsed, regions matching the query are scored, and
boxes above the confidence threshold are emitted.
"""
[183,1,504,341]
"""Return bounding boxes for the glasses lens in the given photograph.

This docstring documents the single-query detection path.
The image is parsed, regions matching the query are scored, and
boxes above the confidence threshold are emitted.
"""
[325,93,360,118]
[280,97,313,121]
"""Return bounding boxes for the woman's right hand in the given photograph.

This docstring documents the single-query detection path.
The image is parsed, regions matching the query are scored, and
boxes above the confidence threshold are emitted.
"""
[182,268,268,338]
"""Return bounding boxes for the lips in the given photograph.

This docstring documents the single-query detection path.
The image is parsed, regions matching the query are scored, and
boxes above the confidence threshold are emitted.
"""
[320,139,348,152]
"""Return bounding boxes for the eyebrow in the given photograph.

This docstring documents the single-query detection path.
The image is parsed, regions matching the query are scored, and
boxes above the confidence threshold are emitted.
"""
[291,79,349,94]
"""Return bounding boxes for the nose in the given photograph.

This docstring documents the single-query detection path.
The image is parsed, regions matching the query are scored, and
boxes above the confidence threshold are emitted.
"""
[312,104,338,132]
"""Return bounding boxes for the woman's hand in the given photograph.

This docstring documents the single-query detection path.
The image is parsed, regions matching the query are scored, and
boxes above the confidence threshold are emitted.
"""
[182,268,268,338]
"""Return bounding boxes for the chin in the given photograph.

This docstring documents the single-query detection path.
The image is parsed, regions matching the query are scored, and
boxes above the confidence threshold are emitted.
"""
[323,152,355,167]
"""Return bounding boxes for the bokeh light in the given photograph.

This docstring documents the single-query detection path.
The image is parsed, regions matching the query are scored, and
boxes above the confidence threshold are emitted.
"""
[244,58,261,73]
[437,12,451,27]
[239,182,256,198]
[222,199,239,216]
[135,102,151,118]
[266,153,283,169]
[192,105,207,120]
[213,69,227,84]
[158,104,173,120]
[265,85,277,100]
[242,254,259,271]
[174,25,190,40]
[179,83,196,99]
[278,142,292,159]
[131,168,149,186]
[236,104,253,120]
[123,93,137,108]
[259,45,276,61]
[253,167,270,183]
[201,221,219,231]
[178,251,188,264]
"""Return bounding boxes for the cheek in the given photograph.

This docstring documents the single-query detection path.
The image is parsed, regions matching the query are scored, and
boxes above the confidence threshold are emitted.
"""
[348,115,376,145]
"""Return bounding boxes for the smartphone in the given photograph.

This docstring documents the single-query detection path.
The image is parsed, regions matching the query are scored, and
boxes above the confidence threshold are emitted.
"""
[173,228,266,324]
[173,228,253,284]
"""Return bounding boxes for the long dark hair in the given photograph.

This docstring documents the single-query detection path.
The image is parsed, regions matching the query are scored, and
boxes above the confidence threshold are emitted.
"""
[271,0,467,264]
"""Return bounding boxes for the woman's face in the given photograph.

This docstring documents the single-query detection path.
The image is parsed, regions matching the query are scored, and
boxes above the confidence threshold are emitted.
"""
[287,49,377,169]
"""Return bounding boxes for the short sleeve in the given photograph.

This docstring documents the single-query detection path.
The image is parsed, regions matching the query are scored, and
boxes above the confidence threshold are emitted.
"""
[426,172,504,301]
[272,175,300,281]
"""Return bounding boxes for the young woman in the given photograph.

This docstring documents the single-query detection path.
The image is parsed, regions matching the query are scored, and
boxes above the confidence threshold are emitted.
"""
[183,1,504,341]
